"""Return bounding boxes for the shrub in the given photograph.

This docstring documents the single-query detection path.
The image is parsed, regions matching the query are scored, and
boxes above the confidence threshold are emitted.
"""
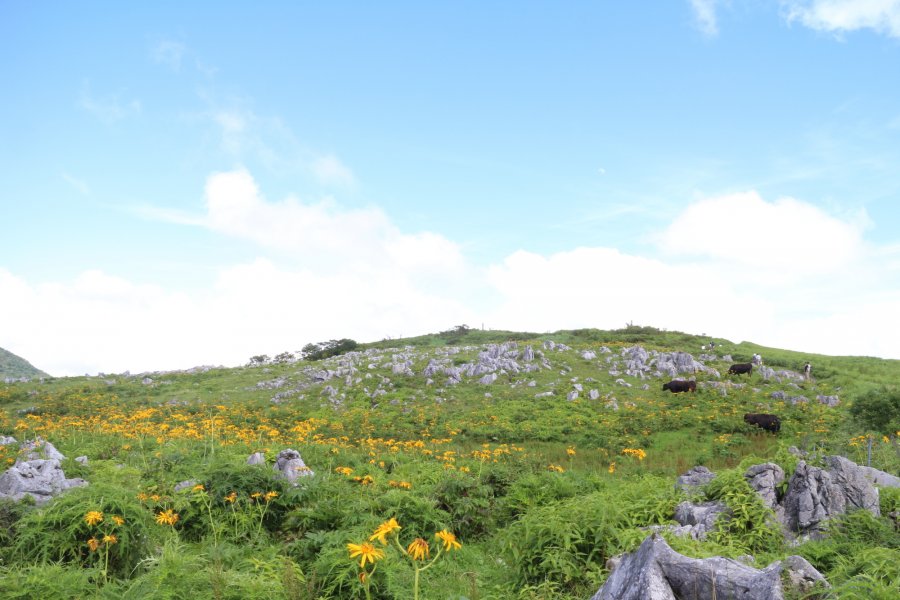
[499,490,622,592]
[300,339,358,361]
[704,469,783,554]
[11,482,157,579]
[850,387,900,434]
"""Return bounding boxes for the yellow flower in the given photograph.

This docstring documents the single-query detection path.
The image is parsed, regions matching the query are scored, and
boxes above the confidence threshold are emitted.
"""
[87,537,101,552]
[406,538,430,561]
[369,517,401,544]
[547,464,565,473]
[84,511,104,526]
[264,491,279,502]
[347,542,385,568]
[192,484,205,493]
[111,515,125,526]
[335,466,354,476]
[102,534,118,545]
[608,462,616,474]
[155,509,179,526]
[566,447,576,456]
[224,491,238,503]
[251,492,262,499]
[435,529,461,551]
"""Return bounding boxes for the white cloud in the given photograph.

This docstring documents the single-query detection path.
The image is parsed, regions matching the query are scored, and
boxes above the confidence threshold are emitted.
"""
[7,183,899,376]
[782,0,900,37]
[655,191,866,278]
[690,0,721,36]
[485,191,898,360]
[0,258,475,376]
[151,39,187,71]
[200,169,463,275]
[79,81,141,123]
[311,155,356,187]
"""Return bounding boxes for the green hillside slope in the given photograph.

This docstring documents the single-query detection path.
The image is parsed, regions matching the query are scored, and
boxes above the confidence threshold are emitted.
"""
[0,346,49,379]
[0,326,897,599]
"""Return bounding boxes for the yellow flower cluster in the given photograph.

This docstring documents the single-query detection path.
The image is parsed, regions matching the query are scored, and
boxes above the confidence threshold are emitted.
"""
[155,509,179,526]
[622,448,647,461]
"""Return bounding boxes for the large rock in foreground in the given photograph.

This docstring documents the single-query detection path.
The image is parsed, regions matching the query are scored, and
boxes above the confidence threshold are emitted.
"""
[591,534,827,600]
[0,458,87,505]
[782,456,880,536]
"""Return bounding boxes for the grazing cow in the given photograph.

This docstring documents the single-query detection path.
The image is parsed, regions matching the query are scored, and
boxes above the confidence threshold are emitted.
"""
[662,380,697,393]
[744,413,781,433]
[728,363,753,376]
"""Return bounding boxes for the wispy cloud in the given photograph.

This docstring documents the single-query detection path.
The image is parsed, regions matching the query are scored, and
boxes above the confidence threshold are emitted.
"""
[151,39,187,71]
[690,0,721,36]
[79,81,141,123]
[311,155,356,187]
[61,172,90,196]
[782,0,900,37]
[200,100,357,186]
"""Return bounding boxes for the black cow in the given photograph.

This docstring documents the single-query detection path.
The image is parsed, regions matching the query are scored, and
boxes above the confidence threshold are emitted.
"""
[744,413,781,433]
[662,380,696,393]
[728,363,753,376]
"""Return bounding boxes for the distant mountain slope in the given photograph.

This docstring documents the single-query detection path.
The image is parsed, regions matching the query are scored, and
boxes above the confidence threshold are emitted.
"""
[0,346,49,379]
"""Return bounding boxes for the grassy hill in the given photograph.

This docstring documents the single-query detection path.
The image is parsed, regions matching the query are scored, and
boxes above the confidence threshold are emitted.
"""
[0,327,898,599]
[0,346,49,379]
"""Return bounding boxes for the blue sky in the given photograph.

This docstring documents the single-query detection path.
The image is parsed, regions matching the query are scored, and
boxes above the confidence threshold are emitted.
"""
[2,1,900,375]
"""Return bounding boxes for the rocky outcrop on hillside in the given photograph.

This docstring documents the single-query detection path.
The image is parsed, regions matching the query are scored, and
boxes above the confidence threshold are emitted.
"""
[591,534,827,600]
[782,456,881,537]
[668,455,890,543]
[0,437,87,504]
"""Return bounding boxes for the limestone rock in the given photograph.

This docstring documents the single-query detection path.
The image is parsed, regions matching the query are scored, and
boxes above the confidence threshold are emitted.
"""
[823,456,880,515]
[0,458,88,505]
[174,479,198,492]
[859,465,900,488]
[675,466,716,493]
[247,452,266,466]
[782,461,845,534]
[19,439,66,462]
[273,449,314,483]
[672,501,730,540]
[745,463,785,510]
[817,394,840,407]
[590,534,784,600]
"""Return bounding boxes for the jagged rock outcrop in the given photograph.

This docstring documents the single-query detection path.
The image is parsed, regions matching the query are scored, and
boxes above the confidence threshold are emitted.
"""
[0,459,87,504]
[590,534,827,600]
[744,463,785,510]
[0,438,87,504]
[782,457,879,536]
[273,449,314,483]
[671,501,730,540]
[675,466,716,493]
[859,465,900,488]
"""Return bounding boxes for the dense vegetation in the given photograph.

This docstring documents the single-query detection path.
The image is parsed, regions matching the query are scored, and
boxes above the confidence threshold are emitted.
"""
[0,327,898,599]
